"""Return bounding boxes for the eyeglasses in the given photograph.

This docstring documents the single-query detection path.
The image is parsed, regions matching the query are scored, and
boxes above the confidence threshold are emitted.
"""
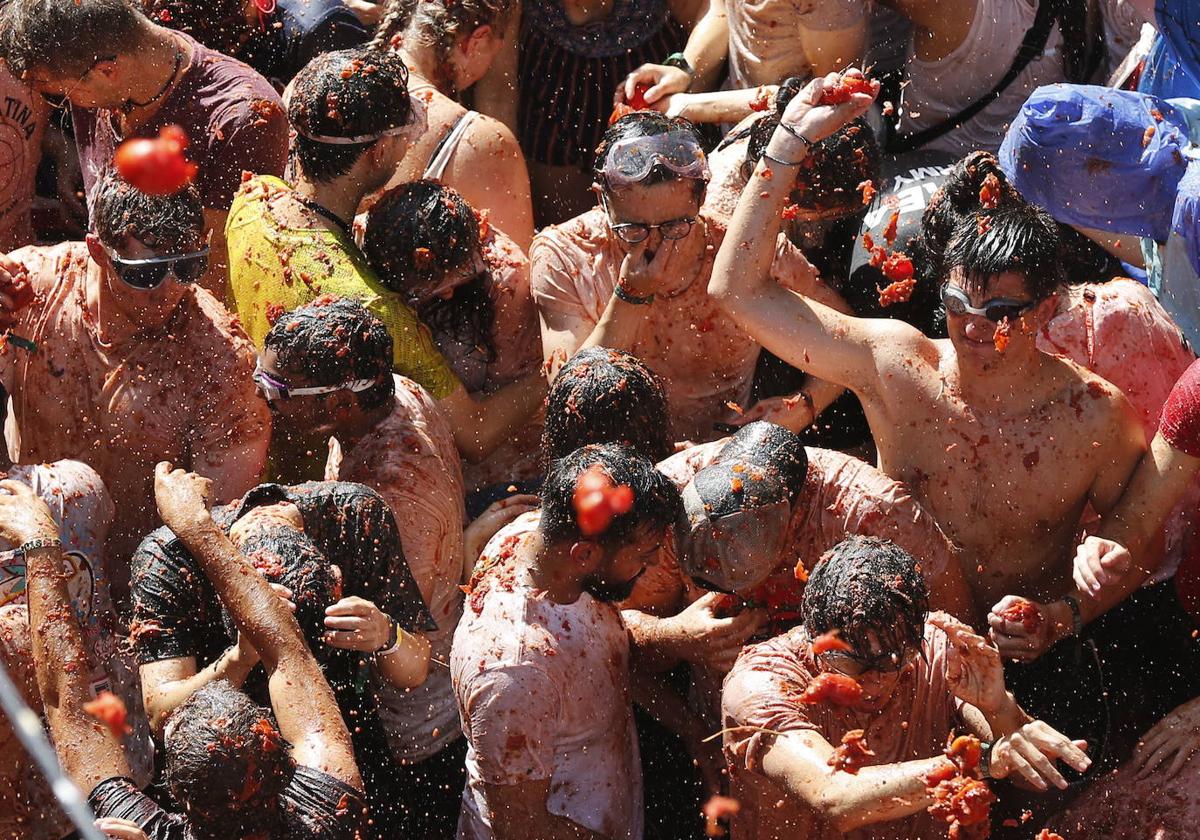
[253,363,382,403]
[941,285,1035,324]
[598,130,710,190]
[103,245,210,290]
[39,56,114,108]
[818,644,923,676]
[601,194,697,244]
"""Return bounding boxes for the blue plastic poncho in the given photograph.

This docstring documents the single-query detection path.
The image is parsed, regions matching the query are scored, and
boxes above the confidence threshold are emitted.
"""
[1139,0,1200,101]
[999,84,1193,240]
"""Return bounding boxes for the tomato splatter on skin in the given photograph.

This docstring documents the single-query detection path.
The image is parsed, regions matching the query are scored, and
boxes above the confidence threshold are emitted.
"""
[828,729,875,773]
[818,75,874,105]
[749,86,772,112]
[798,672,863,707]
[993,317,1012,354]
[997,598,1043,632]
[83,691,131,737]
[702,795,741,837]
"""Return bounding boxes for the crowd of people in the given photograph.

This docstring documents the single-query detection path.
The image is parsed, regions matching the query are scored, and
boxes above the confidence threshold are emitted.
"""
[0,0,1198,837]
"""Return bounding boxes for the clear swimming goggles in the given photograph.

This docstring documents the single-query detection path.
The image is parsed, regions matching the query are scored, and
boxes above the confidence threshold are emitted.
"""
[598,130,710,190]
[253,363,382,402]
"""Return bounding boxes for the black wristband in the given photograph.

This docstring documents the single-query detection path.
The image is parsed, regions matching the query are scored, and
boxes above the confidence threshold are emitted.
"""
[978,741,994,779]
[776,121,815,152]
[374,619,400,655]
[1062,595,1083,638]
[663,52,694,77]
[614,283,655,306]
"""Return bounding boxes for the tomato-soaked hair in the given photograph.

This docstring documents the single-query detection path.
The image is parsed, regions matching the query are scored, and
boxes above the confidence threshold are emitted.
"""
[802,535,928,663]
[540,443,680,547]
[289,46,412,183]
[91,170,203,254]
[944,201,1063,304]
[542,347,672,468]
[0,0,144,78]
[163,681,294,839]
[265,297,395,410]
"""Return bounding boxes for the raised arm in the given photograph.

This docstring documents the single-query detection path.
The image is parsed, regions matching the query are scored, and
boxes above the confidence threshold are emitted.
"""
[152,464,361,789]
[0,481,129,795]
[617,0,729,106]
[708,71,926,400]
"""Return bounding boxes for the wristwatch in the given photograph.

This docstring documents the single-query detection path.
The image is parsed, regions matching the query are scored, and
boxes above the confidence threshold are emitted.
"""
[663,52,694,78]
[374,620,401,656]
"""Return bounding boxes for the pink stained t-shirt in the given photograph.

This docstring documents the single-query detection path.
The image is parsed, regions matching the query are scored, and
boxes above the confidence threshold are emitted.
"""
[721,621,960,840]
[1039,279,1198,578]
[531,208,817,443]
[726,0,867,89]
[0,64,45,252]
[0,242,270,583]
[326,374,467,761]
[452,531,643,840]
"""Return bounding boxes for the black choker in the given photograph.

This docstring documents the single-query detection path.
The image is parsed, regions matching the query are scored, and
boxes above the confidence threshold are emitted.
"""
[123,45,183,114]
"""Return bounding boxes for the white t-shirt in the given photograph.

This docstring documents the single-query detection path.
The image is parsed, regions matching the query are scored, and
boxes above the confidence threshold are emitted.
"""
[452,530,642,840]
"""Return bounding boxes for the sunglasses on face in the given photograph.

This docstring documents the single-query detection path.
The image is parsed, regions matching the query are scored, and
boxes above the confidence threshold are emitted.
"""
[818,643,923,676]
[104,246,210,290]
[941,284,1034,324]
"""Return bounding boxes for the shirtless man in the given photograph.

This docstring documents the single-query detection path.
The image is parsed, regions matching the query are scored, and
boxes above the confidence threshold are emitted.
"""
[618,0,867,104]
[708,70,1146,626]
[531,111,834,444]
[0,173,268,598]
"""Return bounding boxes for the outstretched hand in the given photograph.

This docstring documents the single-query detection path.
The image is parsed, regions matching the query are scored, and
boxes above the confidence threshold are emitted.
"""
[778,69,878,147]
[1073,535,1133,598]
[929,611,1007,716]
[1133,696,1200,781]
[0,479,58,546]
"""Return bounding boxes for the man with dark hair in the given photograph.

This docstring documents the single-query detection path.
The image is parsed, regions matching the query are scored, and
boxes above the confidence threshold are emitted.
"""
[143,0,367,87]
[0,172,268,600]
[452,443,681,840]
[131,477,435,836]
[711,70,1147,638]
[256,297,531,835]
[531,111,843,444]
[227,46,545,464]
[721,535,1089,839]
[1,464,366,839]
[0,0,288,294]
[542,346,674,467]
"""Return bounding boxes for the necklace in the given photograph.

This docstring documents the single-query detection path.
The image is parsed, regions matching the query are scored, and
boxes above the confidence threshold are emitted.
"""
[295,193,353,239]
[122,45,183,115]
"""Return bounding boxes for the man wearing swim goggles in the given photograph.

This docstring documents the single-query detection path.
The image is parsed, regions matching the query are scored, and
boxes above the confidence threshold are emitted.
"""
[531,111,826,442]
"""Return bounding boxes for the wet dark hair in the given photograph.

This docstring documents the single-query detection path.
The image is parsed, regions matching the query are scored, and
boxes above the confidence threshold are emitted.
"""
[691,457,792,518]
[264,297,395,410]
[802,535,929,660]
[746,115,880,216]
[233,524,339,655]
[372,0,514,93]
[594,112,707,198]
[0,0,145,78]
[289,46,412,183]
[944,201,1063,303]
[716,421,808,497]
[90,170,204,254]
[363,180,495,363]
[542,347,672,467]
[163,681,294,838]
[540,443,681,547]
[140,0,248,58]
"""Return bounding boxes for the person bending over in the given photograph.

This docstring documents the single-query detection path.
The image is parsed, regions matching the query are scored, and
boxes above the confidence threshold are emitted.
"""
[6,464,367,839]
[722,535,1089,839]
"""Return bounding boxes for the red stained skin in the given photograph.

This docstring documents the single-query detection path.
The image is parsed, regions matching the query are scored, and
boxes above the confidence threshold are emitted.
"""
[997,598,1043,632]
[993,317,1012,354]
[828,728,875,774]
[113,125,198,195]
[83,691,131,737]
[798,672,863,707]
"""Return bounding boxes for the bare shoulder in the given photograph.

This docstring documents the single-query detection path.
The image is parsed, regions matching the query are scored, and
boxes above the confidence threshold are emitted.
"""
[870,320,943,378]
[1051,355,1143,437]
[465,114,525,163]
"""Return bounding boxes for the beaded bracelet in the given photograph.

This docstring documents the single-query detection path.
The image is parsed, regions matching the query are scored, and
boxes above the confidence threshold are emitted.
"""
[614,283,655,306]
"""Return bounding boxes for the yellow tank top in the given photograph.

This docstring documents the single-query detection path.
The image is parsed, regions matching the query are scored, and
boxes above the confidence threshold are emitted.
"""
[225,175,460,400]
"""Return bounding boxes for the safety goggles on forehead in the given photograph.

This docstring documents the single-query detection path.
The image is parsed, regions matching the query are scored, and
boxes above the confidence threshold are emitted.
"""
[253,363,381,402]
[941,284,1034,324]
[103,245,210,290]
[599,131,710,190]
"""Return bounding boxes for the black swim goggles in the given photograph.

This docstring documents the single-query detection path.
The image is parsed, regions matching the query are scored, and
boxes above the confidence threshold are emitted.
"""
[940,285,1035,324]
[104,244,210,290]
